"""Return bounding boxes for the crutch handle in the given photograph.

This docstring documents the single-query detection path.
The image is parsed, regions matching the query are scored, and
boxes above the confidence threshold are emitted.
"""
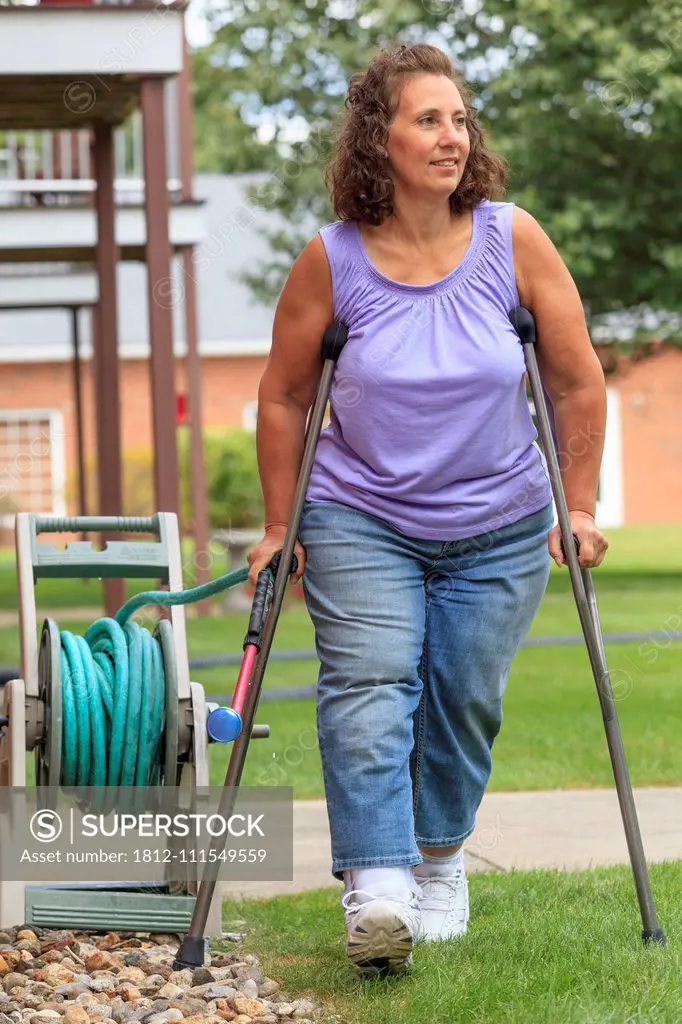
[560,532,581,561]
[244,568,275,650]
[243,551,299,651]
[269,550,299,578]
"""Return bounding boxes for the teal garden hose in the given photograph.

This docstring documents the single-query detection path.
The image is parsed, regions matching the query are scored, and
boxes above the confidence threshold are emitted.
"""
[54,567,250,789]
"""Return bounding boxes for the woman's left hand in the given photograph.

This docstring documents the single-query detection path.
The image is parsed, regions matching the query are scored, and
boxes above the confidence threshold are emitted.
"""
[547,510,609,569]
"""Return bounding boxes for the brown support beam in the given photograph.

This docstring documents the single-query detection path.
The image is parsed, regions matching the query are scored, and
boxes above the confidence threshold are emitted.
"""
[141,77,180,518]
[181,247,211,608]
[93,123,125,615]
[71,131,81,181]
[88,127,95,182]
[178,21,211,611]
[52,132,62,181]
[70,307,87,519]
[178,27,194,200]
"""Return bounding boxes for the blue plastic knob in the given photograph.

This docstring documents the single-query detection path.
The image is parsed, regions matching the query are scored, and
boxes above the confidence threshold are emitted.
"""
[206,706,242,743]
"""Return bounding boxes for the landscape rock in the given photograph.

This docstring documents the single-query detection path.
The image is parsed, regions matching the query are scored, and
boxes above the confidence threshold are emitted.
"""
[0,930,321,1024]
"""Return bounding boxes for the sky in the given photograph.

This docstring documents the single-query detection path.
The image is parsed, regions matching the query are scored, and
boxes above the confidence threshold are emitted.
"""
[183,1,311,144]
[181,1,512,146]
[185,1,213,49]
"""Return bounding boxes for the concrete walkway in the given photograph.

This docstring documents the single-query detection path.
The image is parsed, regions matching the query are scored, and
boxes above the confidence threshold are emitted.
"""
[222,786,682,900]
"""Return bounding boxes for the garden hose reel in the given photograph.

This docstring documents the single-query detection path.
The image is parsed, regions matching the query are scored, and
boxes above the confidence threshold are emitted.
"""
[0,511,268,934]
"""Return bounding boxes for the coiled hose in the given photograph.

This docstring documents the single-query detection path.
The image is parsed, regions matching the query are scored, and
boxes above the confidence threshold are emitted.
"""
[56,567,251,788]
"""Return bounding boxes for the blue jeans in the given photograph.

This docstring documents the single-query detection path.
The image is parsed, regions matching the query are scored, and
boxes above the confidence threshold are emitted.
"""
[298,498,553,880]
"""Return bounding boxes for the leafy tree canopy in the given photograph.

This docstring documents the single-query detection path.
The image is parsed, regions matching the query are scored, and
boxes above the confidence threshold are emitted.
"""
[191,0,682,341]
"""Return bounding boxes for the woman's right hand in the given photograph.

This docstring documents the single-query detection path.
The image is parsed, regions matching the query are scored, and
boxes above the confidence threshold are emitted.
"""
[246,525,307,588]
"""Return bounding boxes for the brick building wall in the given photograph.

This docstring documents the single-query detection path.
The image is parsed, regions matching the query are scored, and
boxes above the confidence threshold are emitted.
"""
[607,346,682,523]
[0,354,267,533]
[0,346,680,527]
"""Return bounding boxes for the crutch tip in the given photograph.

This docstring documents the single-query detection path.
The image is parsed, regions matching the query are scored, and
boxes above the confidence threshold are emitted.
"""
[642,927,667,946]
[172,935,209,971]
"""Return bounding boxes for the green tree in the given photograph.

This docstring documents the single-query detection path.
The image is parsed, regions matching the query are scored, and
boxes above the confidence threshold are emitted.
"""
[191,0,500,301]
[191,45,276,172]
[475,0,682,332]
[191,0,682,339]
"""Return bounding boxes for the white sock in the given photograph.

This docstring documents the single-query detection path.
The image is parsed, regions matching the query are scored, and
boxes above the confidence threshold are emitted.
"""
[414,848,464,881]
[344,866,419,904]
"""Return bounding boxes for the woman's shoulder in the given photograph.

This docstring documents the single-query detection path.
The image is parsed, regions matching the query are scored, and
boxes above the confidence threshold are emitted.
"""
[317,218,357,243]
[474,199,519,249]
[476,198,516,221]
[316,219,360,269]
[468,199,520,305]
[314,220,366,325]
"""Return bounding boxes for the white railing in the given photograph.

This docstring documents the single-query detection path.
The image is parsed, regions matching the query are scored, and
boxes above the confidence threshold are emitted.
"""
[0,78,181,206]
[0,1,171,8]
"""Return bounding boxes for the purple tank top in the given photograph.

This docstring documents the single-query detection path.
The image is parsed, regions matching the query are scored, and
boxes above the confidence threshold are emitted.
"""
[305,200,552,540]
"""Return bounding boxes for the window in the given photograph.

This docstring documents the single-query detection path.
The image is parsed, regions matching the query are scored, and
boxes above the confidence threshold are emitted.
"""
[242,401,258,432]
[0,411,66,526]
[527,389,623,527]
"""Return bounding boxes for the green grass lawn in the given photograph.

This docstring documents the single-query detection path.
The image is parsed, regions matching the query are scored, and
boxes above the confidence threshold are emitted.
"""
[13,594,682,796]
[0,521,680,611]
[0,537,239,611]
[218,863,682,1024]
[6,526,681,1019]
[207,642,682,794]
[4,520,682,796]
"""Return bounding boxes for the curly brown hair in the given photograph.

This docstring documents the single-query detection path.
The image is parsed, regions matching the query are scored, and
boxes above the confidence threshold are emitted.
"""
[324,42,508,225]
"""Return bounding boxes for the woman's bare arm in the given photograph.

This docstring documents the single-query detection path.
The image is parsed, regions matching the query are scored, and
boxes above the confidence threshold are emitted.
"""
[512,206,606,518]
[257,235,334,527]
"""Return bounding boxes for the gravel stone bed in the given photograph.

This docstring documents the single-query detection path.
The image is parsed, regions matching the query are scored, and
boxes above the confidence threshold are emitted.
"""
[0,928,319,1024]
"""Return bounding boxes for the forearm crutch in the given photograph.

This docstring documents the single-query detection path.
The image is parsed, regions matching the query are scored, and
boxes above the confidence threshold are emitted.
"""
[174,322,349,969]
[508,305,666,946]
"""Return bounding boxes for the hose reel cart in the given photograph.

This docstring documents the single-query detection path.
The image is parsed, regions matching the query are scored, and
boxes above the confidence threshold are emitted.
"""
[0,512,267,935]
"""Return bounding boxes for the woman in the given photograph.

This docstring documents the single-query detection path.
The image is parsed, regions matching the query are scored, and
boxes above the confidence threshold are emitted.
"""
[247,42,608,975]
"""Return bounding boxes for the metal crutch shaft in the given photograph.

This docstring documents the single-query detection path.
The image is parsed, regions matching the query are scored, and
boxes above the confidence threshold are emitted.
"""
[173,323,349,969]
[508,305,665,945]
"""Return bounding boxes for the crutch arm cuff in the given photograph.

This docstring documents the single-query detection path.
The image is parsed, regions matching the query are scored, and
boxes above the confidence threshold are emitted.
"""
[508,305,538,345]
[322,322,349,361]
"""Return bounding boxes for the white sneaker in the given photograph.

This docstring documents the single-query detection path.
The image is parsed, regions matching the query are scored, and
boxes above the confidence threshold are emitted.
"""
[415,862,469,942]
[341,889,422,975]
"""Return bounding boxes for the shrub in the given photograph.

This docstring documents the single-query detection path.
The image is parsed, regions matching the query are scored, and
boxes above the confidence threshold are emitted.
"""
[66,448,160,519]
[65,428,263,530]
[200,428,263,529]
